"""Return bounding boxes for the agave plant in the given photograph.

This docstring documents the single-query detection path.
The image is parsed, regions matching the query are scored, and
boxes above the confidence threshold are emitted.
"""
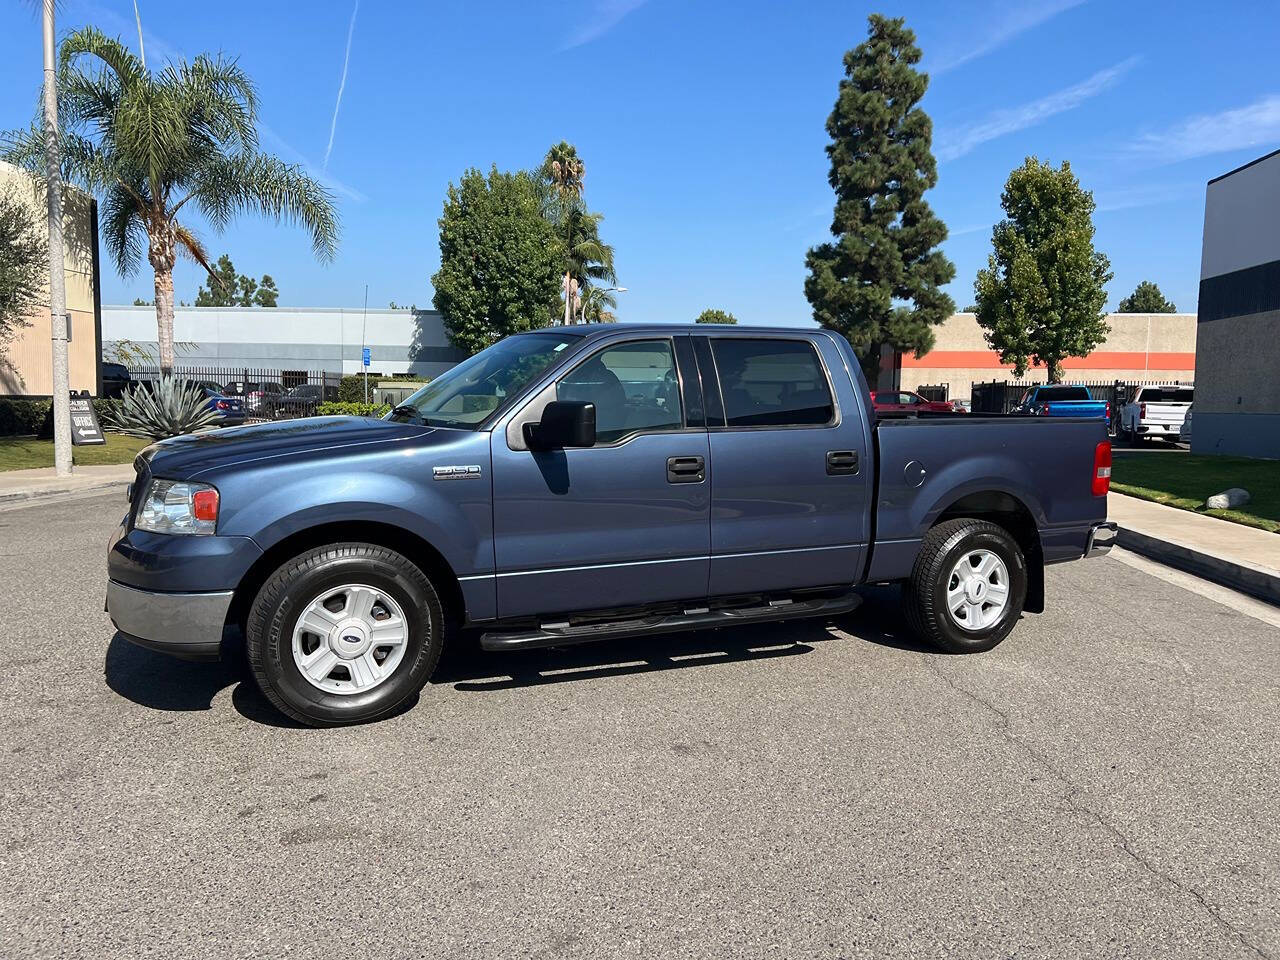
[105,376,220,440]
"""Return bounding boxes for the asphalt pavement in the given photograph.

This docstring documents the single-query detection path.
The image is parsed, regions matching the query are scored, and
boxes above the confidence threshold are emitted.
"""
[1,490,1277,960]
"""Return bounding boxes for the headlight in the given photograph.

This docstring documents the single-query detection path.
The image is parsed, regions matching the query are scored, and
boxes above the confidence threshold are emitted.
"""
[136,480,220,535]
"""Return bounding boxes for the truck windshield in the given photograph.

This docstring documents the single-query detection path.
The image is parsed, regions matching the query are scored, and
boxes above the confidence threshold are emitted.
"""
[386,333,582,429]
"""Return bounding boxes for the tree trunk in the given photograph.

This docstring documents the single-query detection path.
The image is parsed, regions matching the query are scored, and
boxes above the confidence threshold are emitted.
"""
[1047,359,1064,383]
[148,222,177,373]
[562,272,571,326]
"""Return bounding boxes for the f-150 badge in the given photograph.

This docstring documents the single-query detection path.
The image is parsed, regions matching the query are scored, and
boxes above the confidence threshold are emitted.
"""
[433,464,483,480]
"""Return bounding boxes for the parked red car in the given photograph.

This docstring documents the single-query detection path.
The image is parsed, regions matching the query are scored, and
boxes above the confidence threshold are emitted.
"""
[871,390,961,414]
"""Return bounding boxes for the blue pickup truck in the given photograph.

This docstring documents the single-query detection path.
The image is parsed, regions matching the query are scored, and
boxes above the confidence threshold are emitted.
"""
[1012,384,1109,420]
[107,325,1117,726]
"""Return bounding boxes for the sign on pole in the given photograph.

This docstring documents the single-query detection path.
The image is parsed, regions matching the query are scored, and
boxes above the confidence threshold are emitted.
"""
[362,347,371,367]
[68,395,105,446]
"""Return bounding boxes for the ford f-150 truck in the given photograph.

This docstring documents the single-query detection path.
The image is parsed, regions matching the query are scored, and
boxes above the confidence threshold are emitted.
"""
[107,325,1117,726]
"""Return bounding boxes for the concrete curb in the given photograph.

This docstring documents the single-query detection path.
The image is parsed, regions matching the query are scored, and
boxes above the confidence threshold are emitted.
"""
[1117,525,1280,607]
[0,478,130,506]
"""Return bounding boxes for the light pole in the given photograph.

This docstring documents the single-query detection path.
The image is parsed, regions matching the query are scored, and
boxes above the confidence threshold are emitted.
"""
[42,0,73,476]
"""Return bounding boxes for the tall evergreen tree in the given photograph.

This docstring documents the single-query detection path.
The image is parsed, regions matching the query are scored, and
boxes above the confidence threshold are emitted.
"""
[1117,280,1176,313]
[804,15,955,379]
[973,158,1112,381]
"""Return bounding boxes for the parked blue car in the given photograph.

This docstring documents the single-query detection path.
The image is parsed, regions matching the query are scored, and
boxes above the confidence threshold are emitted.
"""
[191,381,246,426]
[1012,384,1109,420]
[107,325,1116,726]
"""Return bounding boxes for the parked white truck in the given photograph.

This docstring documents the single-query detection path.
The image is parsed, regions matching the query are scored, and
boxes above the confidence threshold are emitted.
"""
[1119,385,1194,444]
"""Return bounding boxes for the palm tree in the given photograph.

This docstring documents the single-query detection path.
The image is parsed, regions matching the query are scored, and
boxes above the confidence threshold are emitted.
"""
[539,141,616,325]
[4,27,338,371]
[579,285,618,323]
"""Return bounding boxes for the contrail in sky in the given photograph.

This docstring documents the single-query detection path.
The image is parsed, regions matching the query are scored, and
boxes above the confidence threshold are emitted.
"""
[324,0,359,169]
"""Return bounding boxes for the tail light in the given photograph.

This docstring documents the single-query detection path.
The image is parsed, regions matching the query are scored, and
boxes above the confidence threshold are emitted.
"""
[215,400,229,411]
[1044,404,1053,416]
[249,390,263,399]
[1092,441,1112,496]
[1105,401,1111,420]
[1139,402,1147,419]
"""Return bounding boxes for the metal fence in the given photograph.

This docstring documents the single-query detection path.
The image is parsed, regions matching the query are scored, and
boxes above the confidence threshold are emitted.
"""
[127,365,342,420]
[915,383,949,402]
[970,378,1193,421]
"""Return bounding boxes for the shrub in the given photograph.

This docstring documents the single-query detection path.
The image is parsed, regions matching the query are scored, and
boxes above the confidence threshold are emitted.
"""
[104,376,220,440]
[0,398,51,436]
[316,401,390,418]
[337,374,372,403]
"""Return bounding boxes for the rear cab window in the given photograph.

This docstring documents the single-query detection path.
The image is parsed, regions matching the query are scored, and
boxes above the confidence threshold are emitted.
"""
[1036,386,1090,401]
[1137,387,1194,402]
[709,338,834,427]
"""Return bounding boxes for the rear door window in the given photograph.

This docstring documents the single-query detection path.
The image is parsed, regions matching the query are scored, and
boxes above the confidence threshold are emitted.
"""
[710,338,834,427]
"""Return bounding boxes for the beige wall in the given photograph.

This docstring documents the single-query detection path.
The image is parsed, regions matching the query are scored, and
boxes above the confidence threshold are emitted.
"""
[0,161,99,396]
[899,312,1197,401]
[1193,309,1279,416]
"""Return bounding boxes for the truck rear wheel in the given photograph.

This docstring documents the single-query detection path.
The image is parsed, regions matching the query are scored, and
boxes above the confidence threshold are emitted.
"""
[903,519,1027,654]
[246,543,445,726]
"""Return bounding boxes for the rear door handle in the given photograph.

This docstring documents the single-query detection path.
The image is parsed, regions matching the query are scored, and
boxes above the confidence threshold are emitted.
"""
[826,450,859,475]
[667,455,705,484]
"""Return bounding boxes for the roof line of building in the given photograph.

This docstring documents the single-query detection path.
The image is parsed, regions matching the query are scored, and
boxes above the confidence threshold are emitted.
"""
[1207,146,1280,185]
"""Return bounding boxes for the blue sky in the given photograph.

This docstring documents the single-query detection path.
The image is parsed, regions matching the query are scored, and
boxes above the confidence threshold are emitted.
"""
[2,0,1278,323]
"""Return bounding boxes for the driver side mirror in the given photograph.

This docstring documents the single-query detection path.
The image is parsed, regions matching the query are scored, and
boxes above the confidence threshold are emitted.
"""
[524,400,596,449]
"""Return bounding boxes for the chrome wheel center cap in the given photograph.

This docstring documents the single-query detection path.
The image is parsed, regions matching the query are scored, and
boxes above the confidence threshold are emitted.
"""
[966,580,986,602]
[330,620,371,659]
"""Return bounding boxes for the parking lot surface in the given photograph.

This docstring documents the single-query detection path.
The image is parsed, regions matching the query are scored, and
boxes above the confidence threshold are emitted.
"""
[1,490,1277,959]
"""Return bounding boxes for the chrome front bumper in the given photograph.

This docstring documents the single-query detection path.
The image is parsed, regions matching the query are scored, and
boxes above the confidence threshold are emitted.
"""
[1084,521,1119,559]
[106,579,234,661]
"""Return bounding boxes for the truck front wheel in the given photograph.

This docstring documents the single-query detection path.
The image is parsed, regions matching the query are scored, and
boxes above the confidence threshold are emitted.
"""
[903,519,1028,654]
[246,543,445,726]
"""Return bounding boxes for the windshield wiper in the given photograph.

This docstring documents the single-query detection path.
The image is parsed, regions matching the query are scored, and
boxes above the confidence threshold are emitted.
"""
[389,404,421,420]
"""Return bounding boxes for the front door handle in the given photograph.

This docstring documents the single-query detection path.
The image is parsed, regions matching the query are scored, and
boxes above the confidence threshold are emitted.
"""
[667,455,705,484]
[826,450,859,475]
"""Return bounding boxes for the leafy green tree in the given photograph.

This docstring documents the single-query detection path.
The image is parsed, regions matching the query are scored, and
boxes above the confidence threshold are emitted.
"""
[1117,280,1175,313]
[695,309,737,324]
[0,191,46,364]
[3,27,336,371]
[974,158,1112,381]
[804,15,955,378]
[194,253,279,306]
[539,142,616,324]
[431,166,562,355]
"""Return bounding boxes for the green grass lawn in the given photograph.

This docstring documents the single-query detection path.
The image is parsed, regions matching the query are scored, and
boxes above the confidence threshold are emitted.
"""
[1111,452,1280,534]
[0,433,151,472]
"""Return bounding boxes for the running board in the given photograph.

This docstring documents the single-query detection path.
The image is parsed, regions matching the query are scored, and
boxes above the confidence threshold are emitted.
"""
[480,591,862,652]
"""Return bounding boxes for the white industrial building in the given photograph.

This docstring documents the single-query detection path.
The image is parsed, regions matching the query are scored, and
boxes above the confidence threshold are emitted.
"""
[101,305,467,377]
[1195,148,1280,458]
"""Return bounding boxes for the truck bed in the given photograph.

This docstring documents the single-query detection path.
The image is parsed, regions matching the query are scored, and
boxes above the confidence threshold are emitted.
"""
[867,415,1110,580]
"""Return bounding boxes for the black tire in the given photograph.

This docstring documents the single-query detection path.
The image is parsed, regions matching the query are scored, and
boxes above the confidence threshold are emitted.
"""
[246,543,445,726]
[903,518,1028,654]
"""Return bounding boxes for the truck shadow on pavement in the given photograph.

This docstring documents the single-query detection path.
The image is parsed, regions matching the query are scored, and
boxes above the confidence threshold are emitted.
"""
[102,585,932,725]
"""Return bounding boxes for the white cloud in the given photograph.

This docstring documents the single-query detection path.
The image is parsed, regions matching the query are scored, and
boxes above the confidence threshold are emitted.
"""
[561,0,649,51]
[929,0,1087,75]
[324,0,360,169]
[1131,95,1280,162]
[936,56,1139,161]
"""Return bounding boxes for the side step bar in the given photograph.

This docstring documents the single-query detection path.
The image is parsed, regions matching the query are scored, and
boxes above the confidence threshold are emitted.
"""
[480,590,862,653]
